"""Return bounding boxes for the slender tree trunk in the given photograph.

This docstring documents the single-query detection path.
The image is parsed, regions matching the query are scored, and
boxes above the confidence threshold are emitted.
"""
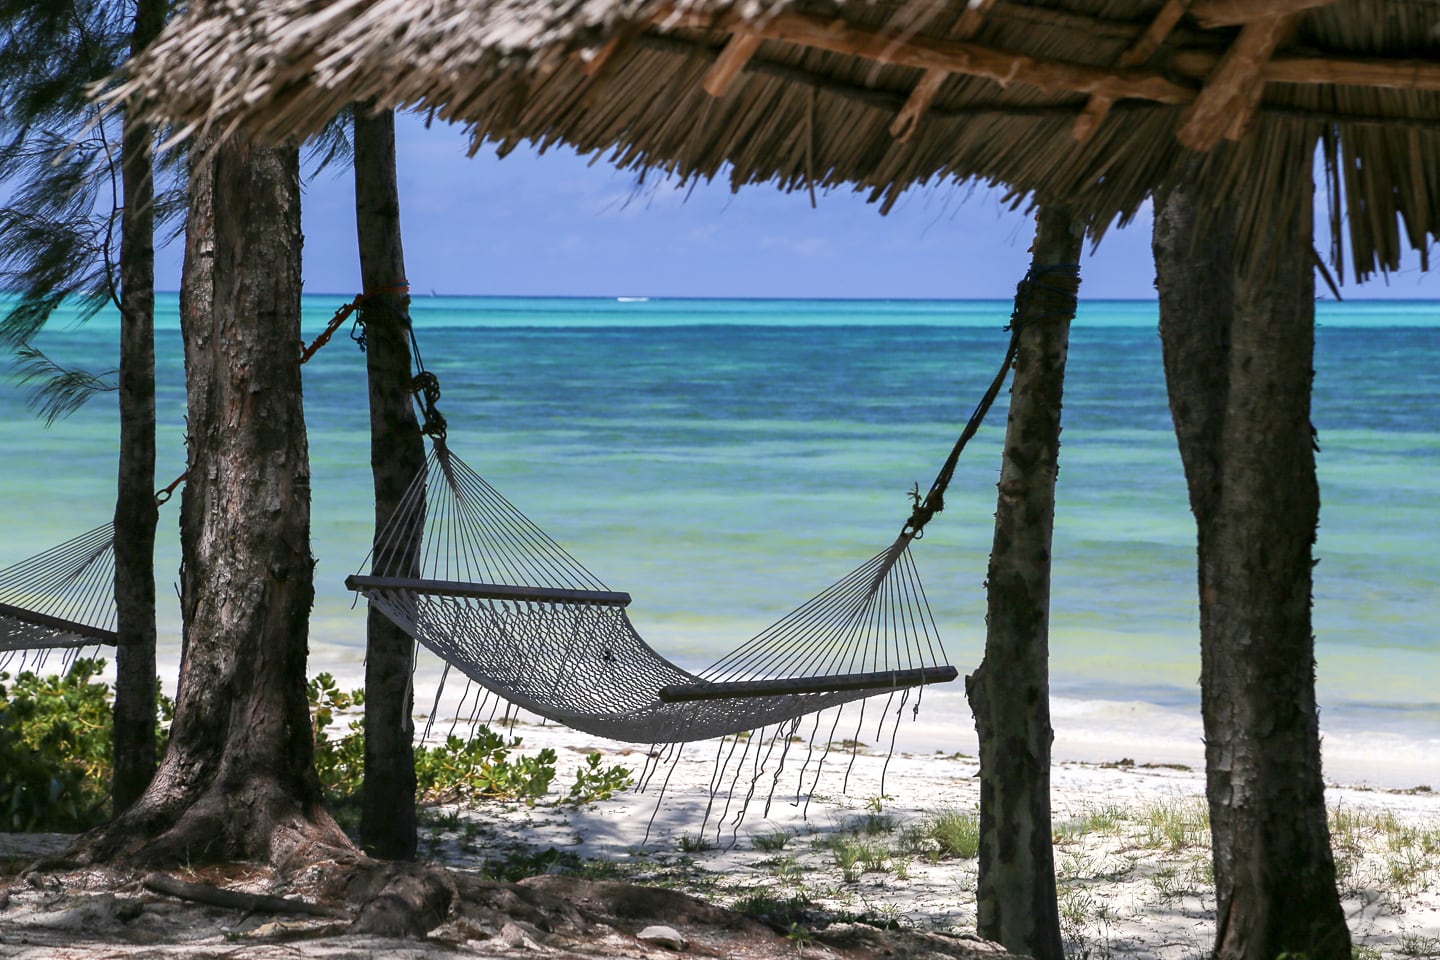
[965,204,1081,960]
[111,0,168,815]
[77,135,351,867]
[354,105,423,860]
[1154,163,1349,960]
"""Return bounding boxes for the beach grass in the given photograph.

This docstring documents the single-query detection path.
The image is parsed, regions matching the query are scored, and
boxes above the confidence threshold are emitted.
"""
[904,808,982,861]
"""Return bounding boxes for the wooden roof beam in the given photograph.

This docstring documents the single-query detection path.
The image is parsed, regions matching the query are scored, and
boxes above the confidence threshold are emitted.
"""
[1171,49,1440,93]
[702,29,763,97]
[1073,0,1191,142]
[1187,0,1342,28]
[890,69,947,141]
[1176,14,1301,151]
[887,0,1002,142]
[889,0,1000,142]
[577,35,625,77]
[668,9,1197,106]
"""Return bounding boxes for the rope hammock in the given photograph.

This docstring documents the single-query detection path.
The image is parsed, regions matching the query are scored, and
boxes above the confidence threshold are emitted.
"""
[0,523,117,670]
[350,441,957,744]
[345,275,1052,747]
[0,288,392,670]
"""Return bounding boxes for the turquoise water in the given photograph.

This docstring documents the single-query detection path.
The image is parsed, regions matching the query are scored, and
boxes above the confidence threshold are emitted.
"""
[3,296,1437,773]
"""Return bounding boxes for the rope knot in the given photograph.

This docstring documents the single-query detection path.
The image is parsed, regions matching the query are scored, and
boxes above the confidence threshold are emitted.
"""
[412,370,447,440]
[903,485,943,539]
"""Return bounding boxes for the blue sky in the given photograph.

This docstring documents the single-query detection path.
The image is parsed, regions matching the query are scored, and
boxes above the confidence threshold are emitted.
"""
[153,112,1438,300]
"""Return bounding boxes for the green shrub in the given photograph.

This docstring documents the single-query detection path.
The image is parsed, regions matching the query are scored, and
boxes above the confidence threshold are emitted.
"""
[307,678,632,809]
[0,658,175,833]
[308,673,367,801]
[0,666,630,835]
[309,676,559,805]
[416,731,556,804]
[565,751,634,805]
[733,890,815,927]
[0,659,113,831]
[480,846,585,881]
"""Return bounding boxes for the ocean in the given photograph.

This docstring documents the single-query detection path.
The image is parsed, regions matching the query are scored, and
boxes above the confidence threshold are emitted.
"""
[3,295,1437,785]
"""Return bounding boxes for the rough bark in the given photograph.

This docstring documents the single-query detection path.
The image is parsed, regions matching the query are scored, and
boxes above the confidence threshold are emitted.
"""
[353,106,424,861]
[1154,167,1349,960]
[964,204,1081,960]
[111,0,168,815]
[75,135,352,868]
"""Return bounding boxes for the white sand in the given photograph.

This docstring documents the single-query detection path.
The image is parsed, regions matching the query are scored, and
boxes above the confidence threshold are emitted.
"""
[416,710,1440,959]
[359,660,1440,955]
[6,655,1436,957]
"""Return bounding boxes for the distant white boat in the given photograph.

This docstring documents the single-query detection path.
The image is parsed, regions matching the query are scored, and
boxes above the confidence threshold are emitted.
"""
[616,296,650,303]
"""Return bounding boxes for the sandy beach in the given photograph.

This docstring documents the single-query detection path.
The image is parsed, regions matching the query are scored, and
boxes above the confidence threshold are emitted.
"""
[417,718,1440,956]
[3,699,1438,959]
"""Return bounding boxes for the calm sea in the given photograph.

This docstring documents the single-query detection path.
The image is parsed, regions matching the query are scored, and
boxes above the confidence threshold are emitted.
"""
[4,295,1437,783]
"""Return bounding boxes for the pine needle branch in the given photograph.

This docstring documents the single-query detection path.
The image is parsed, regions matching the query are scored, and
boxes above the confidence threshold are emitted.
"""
[12,343,116,424]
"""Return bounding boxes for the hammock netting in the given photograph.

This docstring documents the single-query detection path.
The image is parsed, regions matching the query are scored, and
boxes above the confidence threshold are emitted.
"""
[349,441,956,745]
[0,523,117,667]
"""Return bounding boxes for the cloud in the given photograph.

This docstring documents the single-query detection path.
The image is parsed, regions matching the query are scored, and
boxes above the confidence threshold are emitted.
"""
[759,235,835,258]
[557,233,587,255]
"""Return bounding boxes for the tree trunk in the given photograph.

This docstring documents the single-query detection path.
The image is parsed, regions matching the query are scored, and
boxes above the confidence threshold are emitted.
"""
[111,0,168,815]
[78,135,352,867]
[964,204,1080,960]
[1154,165,1349,960]
[354,105,424,861]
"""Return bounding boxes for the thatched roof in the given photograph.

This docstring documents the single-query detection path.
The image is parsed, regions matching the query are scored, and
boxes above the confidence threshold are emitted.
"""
[115,0,1440,280]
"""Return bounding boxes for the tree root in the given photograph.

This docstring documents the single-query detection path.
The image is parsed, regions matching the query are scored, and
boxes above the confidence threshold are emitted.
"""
[351,863,457,937]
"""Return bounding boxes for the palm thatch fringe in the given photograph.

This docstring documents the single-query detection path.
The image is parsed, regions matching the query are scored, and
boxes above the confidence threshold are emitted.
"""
[105,0,1440,281]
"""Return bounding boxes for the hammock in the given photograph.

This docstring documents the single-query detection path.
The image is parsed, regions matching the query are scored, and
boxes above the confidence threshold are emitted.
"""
[345,285,1045,748]
[0,523,117,665]
[0,290,386,667]
[349,442,957,745]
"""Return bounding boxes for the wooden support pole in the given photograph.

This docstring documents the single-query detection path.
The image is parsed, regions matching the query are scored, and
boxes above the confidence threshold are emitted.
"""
[702,30,763,97]
[953,0,1001,39]
[1176,14,1299,152]
[1224,70,1270,142]
[967,205,1082,960]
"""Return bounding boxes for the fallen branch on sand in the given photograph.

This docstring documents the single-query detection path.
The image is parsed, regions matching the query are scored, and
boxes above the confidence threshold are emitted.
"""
[142,871,349,919]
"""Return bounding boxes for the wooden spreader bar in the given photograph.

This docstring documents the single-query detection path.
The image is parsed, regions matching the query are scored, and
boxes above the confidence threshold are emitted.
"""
[657,665,959,702]
[0,600,119,644]
[346,575,632,607]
